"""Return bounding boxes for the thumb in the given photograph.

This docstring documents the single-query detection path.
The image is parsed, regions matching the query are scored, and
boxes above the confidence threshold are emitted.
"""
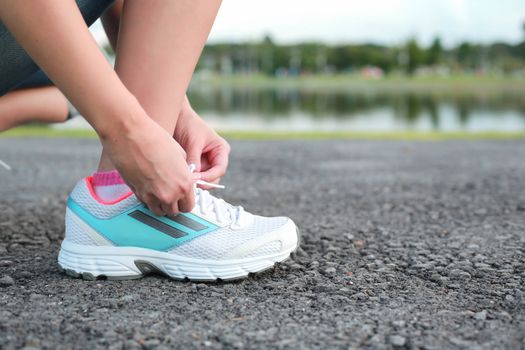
[185,141,204,172]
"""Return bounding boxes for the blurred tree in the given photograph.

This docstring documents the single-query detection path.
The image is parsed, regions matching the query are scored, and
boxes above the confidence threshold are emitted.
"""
[297,43,323,73]
[457,42,473,68]
[196,37,524,76]
[406,39,424,74]
[260,35,275,75]
[426,37,442,66]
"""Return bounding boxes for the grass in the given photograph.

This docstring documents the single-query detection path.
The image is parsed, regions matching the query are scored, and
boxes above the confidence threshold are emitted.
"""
[190,74,525,95]
[1,126,98,138]
[2,126,525,141]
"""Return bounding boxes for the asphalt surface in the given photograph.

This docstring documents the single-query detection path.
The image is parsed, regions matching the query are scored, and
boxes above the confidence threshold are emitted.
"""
[0,137,524,350]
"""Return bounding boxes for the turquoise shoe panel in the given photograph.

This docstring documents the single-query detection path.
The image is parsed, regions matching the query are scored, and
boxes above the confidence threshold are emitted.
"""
[67,197,218,251]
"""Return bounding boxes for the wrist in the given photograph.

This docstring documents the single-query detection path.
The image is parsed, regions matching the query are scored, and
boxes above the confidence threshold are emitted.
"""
[94,93,148,142]
[179,95,195,117]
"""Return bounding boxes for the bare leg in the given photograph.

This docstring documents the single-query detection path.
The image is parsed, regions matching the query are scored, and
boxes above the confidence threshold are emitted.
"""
[101,0,229,185]
[0,0,121,133]
[0,86,69,131]
[0,0,123,133]
[97,0,222,171]
[101,0,196,122]
[100,0,123,50]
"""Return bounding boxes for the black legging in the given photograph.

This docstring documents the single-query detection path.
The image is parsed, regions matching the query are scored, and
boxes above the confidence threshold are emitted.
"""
[0,0,115,96]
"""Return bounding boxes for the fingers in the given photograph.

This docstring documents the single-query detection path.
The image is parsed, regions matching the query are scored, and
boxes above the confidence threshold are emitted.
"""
[200,142,230,183]
[143,195,165,216]
[140,178,195,216]
[186,140,204,172]
[147,197,195,216]
[200,156,228,182]
[177,190,195,213]
[161,202,179,217]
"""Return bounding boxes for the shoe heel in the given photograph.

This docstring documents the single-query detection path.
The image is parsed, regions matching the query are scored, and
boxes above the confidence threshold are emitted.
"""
[58,241,143,280]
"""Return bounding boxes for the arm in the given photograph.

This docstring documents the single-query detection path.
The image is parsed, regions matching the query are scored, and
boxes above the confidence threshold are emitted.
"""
[0,0,135,136]
[0,0,194,215]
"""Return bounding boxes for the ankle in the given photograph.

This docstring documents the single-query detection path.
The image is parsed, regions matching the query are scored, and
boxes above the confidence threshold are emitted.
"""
[93,170,126,185]
[92,170,131,202]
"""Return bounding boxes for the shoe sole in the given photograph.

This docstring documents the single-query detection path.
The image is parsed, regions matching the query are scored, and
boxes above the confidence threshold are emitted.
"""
[58,228,300,282]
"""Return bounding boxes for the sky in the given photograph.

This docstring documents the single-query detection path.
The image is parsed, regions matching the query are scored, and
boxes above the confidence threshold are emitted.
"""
[91,0,525,48]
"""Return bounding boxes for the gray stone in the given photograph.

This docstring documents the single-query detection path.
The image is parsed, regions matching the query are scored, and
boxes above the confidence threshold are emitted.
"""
[389,335,406,347]
[0,260,14,267]
[323,267,336,274]
[473,310,487,321]
[0,275,15,287]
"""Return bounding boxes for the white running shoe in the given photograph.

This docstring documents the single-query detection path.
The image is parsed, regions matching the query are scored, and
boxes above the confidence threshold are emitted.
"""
[58,176,299,281]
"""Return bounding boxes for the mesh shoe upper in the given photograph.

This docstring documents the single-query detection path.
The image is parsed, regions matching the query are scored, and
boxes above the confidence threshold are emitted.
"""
[168,215,288,259]
[69,180,140,219]
[64,178,297,260]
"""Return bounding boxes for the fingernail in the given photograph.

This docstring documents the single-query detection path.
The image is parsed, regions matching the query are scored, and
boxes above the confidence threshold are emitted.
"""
[192,172,202,180]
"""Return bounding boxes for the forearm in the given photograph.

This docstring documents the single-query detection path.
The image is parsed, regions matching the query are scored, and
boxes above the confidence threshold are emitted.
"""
[0,0,139,138]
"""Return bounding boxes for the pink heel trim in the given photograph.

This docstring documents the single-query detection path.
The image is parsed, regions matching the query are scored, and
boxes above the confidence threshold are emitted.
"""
[92,170,126,186]
[85,177,133,205]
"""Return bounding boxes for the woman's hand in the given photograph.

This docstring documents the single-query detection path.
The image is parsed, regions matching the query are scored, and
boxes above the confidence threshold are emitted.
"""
[101,102,195,216]
[174,102,230,186]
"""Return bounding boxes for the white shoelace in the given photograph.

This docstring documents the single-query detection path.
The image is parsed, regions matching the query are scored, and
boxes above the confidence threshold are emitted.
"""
[0,160,11,171]
[189,164,245,227]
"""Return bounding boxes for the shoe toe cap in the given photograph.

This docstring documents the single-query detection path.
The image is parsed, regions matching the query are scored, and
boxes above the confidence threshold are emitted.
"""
[223,217,299,260]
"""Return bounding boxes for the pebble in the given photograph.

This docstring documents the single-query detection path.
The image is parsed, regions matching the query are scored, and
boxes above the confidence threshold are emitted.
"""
[391,320,406,328]
[0,260,14,267]
[389,335,406,347]
[472,254,487,263]
[473,310,487,321]
[289,263,304,270]
[143,339,161,347]
[119,295,135,302]
[29,293,44,301]
[323,267,336,275]
[475,208,488,215]
[448,269,471,280]
[354,292,367,300]
[0,275,15,287]
[15,271,32,279]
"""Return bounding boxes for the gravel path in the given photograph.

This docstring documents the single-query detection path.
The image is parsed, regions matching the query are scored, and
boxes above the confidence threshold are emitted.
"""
[0,138,524,349]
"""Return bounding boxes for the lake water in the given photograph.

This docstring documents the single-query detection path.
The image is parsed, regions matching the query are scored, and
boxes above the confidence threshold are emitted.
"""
[58,86,525,133]
[186,87,525,132]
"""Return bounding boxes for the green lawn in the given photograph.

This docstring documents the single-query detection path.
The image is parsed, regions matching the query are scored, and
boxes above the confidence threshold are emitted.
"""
[2,126,525,140]
[190,74,525,95]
